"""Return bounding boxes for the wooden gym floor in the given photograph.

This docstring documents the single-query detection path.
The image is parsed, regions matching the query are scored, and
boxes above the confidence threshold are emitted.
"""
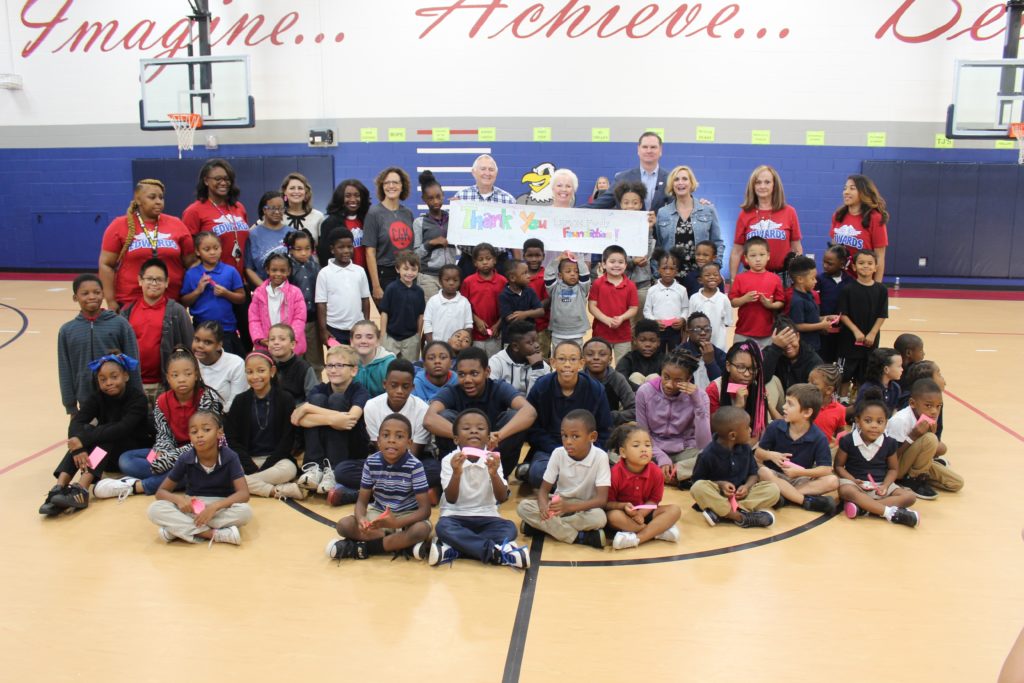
[0,279,1021,682]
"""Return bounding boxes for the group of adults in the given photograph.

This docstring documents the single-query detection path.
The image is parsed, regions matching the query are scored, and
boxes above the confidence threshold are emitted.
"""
[96,132,890,321]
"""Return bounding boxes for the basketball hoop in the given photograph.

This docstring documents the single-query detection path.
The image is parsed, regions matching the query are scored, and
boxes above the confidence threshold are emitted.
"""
[1010,122,1024,164]
[168,113,203,159]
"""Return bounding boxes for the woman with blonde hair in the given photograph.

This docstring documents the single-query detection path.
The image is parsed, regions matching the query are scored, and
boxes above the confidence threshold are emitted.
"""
[281,172,325,243]
[730,165,802,281]
[655,165,723,276]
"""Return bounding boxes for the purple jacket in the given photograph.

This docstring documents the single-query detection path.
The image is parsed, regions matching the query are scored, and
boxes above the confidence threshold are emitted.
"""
[249,280,307,355]
[635,377,712,466]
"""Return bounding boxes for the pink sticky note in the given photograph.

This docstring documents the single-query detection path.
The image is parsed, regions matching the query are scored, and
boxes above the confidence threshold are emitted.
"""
[326,337,341,348]
[485,328,493,337]
[854,340,866,347]
[191,497,206,515]
[781,459,802,470]
[461,446,490,460]
[546,494,560,519]
[916,413,937,426]
[830,317,841,327]
[146,449,158,464]
[633,504,657,511]
[659,318,679,327]
[87,447,107,469]
[726,382,746,395]
[728,495,738,513]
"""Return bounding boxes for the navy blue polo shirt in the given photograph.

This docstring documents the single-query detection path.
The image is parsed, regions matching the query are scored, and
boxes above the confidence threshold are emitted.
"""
[166,445,245,497]
[691,439,758,488]
[434,378,521,426]
[758,419,831,471]
[789,288,822,350]
[498,285,542,343]
[379,280,426,341]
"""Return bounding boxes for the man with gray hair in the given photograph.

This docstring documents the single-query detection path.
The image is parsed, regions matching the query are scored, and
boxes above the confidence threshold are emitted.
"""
[452,154,518,273]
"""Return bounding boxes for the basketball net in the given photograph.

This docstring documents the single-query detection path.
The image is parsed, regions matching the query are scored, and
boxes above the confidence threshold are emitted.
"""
[1011,123,1024,165]
[168,113,203,159]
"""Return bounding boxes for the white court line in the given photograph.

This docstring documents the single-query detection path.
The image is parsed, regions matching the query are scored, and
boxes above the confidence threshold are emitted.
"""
[939,332,959,335]
[46,288,66,292]
[417,166,473,173]
[416,148,491,155]
[1,297,15,300]
[976,349,998,352]
[909,318,927,322]
[0,329,37,334]
[888,305,900,310]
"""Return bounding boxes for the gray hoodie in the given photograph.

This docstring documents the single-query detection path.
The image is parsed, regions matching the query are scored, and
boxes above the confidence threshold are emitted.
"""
[543,257,592,338]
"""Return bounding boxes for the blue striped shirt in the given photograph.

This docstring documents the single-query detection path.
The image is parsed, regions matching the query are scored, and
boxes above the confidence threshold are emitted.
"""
[359,451,429,513]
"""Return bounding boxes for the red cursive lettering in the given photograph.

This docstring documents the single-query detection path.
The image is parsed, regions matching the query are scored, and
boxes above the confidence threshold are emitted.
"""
[20,0,73,57]
[876,0,1004,43]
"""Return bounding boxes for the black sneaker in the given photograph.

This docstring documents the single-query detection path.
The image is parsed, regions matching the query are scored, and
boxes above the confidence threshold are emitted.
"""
[900,476,937,501]
[39,485,64,515]
[773,496,789,510]
[324,538,369,560]
[520,520,541,537]
[933,456,949,467]
[889,507,920,528]
[736,510,775,528]
[514,463,531,482]
[574,529,606,549]
[51,483,89,510]
[702,509,720,526]
[802,495,837,514]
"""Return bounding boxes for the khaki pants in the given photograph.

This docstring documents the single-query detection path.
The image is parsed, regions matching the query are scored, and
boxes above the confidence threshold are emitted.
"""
[691,480,780,516]
[384,333,422,361]
[303,320,324,380]
[244,459,298,498]
[517,497,607,544]
[417,273,441,301]
[611,342,632,366]
[897,433,964,492]
[147,498,253,543]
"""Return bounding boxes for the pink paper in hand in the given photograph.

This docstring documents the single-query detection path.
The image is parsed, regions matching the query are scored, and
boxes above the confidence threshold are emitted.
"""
[326,337,341,348]
[546,494,560,519]
[146,449,158,464]
[854,340,866,347]
[726,382,746,395]
[830,317,841,327]
[659,318,679,328]
[633,504,657,511]
[916,413,937,426]
[728,495,738,513]
[461,446,490,460]
[87,447,107,469]
[191,497,206,515]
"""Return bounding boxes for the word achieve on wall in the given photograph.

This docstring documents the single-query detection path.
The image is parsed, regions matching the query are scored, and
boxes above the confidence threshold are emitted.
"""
[448,200,648,256]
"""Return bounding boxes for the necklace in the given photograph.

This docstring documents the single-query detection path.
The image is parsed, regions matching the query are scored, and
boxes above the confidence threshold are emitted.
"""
[254,395,271,431]
[136,212,160,257]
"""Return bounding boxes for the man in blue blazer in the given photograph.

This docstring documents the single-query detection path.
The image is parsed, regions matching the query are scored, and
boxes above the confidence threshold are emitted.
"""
[590,131,669,211]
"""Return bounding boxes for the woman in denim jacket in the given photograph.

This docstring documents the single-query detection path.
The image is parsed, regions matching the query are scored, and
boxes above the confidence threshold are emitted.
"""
[655,166,724,280]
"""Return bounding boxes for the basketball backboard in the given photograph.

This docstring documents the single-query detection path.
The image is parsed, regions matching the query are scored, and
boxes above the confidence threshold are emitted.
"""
[139,55,254,130]
[946,59,1024,139]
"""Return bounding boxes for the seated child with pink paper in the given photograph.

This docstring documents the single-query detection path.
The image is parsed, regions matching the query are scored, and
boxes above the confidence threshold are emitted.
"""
[884,377,964,499]
[517,410,610,549]
[429,409,530,568]
[690,406,780,528]
[605,424,682,550]
[39,351,152,516]
[643,250,688,352]
[147,409,253,545]
[834,390,918,527]
[325,413,433,562]
[706,340,770,444]
[115,346,224,498]
[635,349,712,487]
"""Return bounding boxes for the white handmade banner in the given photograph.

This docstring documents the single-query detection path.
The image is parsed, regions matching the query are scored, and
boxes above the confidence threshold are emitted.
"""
[447,200,648,257]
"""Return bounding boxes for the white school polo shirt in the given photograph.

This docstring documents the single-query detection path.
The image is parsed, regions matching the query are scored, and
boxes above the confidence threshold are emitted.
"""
[423,291,473,342]
[439,448,507,518]
[314,259,370,330]
[541,445,612,499]
[363,393,431,445]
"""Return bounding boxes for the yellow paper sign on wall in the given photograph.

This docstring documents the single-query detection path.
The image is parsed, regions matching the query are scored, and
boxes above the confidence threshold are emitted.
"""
[751,130,771,145]
[388,128,406,142]
[592,127,611,142]
[478,127,496,142]
[533,127,552,142]
[805,131,825,146]
[695,126,715,143]
[867,132,887,147]
[432,128,450,142]
[359,128,378,143]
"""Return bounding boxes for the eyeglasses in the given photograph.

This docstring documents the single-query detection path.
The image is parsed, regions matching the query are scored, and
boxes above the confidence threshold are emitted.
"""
[688,325,712,334]
[729,363,754,374]
[207,175,230,183]
[325,363,356,370]
[141,277,167,284]
[263,206,285,213]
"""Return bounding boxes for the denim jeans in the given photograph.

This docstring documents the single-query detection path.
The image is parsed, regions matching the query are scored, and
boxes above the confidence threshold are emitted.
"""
[118,449,171,495]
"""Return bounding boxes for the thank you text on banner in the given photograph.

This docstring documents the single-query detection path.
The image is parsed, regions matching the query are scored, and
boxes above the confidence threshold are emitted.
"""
[447,201,649,256]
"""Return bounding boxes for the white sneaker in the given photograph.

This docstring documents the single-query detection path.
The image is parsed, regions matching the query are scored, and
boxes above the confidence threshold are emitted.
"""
[297,461,323,490]
[316,460,337,495]
[655,526,680,543]
[158,527,175,543]
[94,477,138,501]
[612,531,640,550]
[211,526,241,545]
[273,482,306,500]
[498,542,531,569]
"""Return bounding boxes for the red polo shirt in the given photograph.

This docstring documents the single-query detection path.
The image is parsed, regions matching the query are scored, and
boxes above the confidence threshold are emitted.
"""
[461,272,508,341]
[528,269,549,333]
[129,297,167,383]
[814,400,847,446]
[609,459,664,506]
[588,275,639,343]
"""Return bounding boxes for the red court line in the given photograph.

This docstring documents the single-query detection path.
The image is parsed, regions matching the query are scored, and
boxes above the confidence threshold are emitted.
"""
[944,390,1024,443]
[0,440,65,476]
[892,289,1024,301]
[0,272,78,281]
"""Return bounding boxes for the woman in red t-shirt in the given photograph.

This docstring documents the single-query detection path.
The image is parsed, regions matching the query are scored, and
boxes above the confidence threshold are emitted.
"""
[181,159,250,275]
[98,179,194,311]
[730,165,803,281]
[317,179,371,268]
[829,174,890,281]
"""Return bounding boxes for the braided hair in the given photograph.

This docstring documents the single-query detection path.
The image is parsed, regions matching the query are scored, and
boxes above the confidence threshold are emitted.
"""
[809,363,842,402]
[662,347,700,378]
[166,344,223,410]
[721,340,768,437]
[117,179,165,264]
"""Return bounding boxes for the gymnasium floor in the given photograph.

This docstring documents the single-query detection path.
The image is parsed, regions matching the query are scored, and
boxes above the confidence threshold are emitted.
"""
[1,279,1021,683]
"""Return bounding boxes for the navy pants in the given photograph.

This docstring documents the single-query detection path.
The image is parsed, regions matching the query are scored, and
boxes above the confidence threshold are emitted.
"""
[304,392,367,469]
[436,515,518,564]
